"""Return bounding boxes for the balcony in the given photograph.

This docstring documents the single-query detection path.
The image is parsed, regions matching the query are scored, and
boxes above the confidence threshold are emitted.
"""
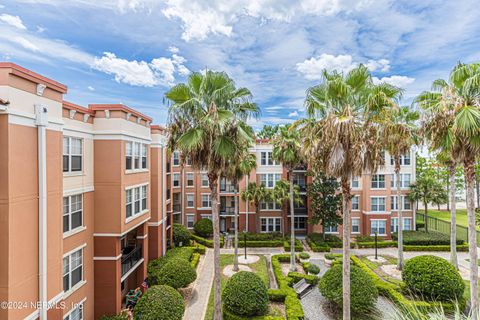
[121,245,142,277]
[220,178,237,193]
[167,162,171,173]
[220,206,235,216]
[173,203,181,213]
[294,163,307,171]
[294,183,307,193]
[166,189,171,200]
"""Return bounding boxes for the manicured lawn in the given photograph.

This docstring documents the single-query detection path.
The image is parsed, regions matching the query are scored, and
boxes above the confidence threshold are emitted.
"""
[426,209,480,230]
[204,254,282,319]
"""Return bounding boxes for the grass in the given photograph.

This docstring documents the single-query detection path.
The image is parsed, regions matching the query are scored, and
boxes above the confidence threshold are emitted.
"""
[425,209,480,230]
[204,254,274,320]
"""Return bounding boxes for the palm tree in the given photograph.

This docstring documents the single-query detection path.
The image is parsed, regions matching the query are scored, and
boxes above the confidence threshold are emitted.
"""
[241,182,270,233]
[165,70,258,320]
[415,62,480,315]
[226,152,256,271]
[300,65,402,319]
[272,125,303,271]
[273,179,303,241]
[382,106,419,270]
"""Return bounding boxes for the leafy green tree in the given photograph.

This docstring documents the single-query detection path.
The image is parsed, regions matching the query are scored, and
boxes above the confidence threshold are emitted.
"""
[272,180,303,238]
[256,124,280,139]
[272,125,304,271]
[416,62,480,313]
[166,70,258,320]
[299,65,402,319]
[307,171,342,239]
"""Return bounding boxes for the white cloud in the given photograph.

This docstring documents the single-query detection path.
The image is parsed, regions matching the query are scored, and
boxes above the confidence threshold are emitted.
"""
[372,75,415,88]
[12,36,39,51]
[296,54,355,80]
[0,14,27,30]
[288,110,299,117]
[168,46,179,53]
[150,57,176,85]
[36,26,46,33]
[365,58,390,72]
[87,86,95,91]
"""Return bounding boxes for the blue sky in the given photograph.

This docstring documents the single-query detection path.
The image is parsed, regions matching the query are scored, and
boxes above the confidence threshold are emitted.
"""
[0,0,479,129]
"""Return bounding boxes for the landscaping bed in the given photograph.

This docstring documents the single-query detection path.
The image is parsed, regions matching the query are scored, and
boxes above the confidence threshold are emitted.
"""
[190,233,225,248]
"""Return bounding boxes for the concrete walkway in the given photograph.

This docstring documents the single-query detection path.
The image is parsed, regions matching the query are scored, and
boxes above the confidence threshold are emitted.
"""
[184,249,214,320]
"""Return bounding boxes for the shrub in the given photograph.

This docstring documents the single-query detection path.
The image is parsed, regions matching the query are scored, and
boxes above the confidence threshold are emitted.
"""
[352,241,397,249]
[193,218,213,237]
[288,272,319,285]
[155,259,197,289]
[391,231,464,246]
[165,247,194,261]
[319,264,378,314]
[190,233,225,248]
[99,313,129,320]
[283,240,304,252]
[172,224,191,246]
[134,285,184,320]
[404,244,468,252]
[222,271,269,317]
[299,252,310,260]
[325,253,342,261]
[355,235,385,242]
[307,264,320,275]
[238,240,284,247]
[244,232,284,241]
[191,253,200,268]
[402,255,465,301]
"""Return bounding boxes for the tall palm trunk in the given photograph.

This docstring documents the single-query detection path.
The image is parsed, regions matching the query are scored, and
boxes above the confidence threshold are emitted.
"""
[181,162,185,225]
[424,198,429,233]
[449,164,458,269]
[209,175,223,320]
[289,169,296,272]
[465,155,478,318]
[233,178,239,271]
[245,175,249,232]
[341,178,351,320]
[395,160,404,270]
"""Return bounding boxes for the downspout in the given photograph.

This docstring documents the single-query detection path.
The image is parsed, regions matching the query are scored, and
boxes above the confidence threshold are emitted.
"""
[35,104,48,320]
[162,145,167,255]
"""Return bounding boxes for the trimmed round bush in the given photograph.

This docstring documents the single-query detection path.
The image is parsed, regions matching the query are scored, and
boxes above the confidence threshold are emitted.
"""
[402,255,465,301]
[155,259,197,289]
[173,223,191,246]
[307,264,320,275]
[134,285,184,320]
[299,252,310,260]
[193,218,213,237]
[222,271,269,317]
[319,264,378,314]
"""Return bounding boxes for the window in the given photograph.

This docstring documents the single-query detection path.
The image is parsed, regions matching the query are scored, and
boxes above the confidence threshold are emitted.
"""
[352,218,360,233]
[201,194,211,208]
[260,152,278,166]
[187,215,195,228]
[63,248,83,292]
[391,218,412,233]
[293,174,306,189]
[126,185,148,219]
[201,174,209,187]
[294,217,306,230]
[403,218,412,230]
[390,174,411,188]
[324,225,338,233]
[173,173,180,187]
[390,152,411,166]
[64,302,84,320]
[391,196,411,211]
[371,197,386,212]
[187,194,194,208]
[351,177,359,188]
[173,151,180,166]
[63,137,82,173]
[260,173,281,188]
[371,174,385,189]
[187,173,194,187]
[352,196,359,210]
[126,142,147,170]
[260,201,280,210]
[260,217,281,232]
[371,220,386,235]
[63,194,83,233]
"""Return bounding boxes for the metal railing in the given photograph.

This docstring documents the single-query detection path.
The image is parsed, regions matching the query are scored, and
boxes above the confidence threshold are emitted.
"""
[415,212,479,245]
[220,184,237,193]
[173,203,181,213]
[220,207,235,215]
[121,245,142,276]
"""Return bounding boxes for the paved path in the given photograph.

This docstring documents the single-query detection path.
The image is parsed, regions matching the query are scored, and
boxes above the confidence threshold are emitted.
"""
[184,249,214,320]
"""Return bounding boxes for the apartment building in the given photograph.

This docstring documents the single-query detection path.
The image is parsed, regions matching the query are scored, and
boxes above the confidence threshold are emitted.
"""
[0,63,169,320]
[171,140,416,239]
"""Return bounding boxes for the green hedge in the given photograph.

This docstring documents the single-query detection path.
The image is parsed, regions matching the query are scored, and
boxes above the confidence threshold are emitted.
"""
[244,232,284,241]
[351,255,459,314]
[352,241,397,249]
[298,252,310,260]
[223,308,283,320]
[148,247,197,285]
[191,253,200,268]
[172,223,191,246]
[134,285,184,320]
[391,231,464,246]
[154,259,197,289]
[238,240,284,248]
[404,244,468,252]
[306,239,330,252]
[271,254,304,320]
[268,289,287,302]
[190,233,224,248]
[283,240,303,252]
[288,271,318,285]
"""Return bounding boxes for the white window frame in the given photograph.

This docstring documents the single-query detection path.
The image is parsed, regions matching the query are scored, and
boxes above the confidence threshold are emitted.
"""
[63,247,84,295]
[172,173,180,187]
[126,141,147,171]
[260,217,281,233]
[186,193,195,208]
[201,174,209,188]
[186,214,195,229]
[63,299,85,320]
[390,152,411,166]
[370,219,387,236]
[371,197,386,212]
[351,177,360,189]
[371,174,385,189]
[260,173,281,188]
[172,151,180,166]
[293,216,307,230]
[390,174,411,188]
[63,194,83,235]
[260,201,281,211]
[126,184,148,222]
[324,225,338,234]
[260,151,279,166]
[352,195,359,211]
[186,173,194,187]
[63,136,83,174]
[390,195,411,211]
[352,218,360,234]
[201,194,212,208]
[390,217,412,233]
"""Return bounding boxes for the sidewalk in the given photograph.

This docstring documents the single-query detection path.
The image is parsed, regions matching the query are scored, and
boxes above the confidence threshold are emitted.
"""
[184,249,214,320]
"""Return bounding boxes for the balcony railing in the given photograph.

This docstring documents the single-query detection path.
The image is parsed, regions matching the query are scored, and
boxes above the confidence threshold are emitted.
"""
[220,183,237,193]
[121,245,142,277]
[166,163,171,173]
[220,207,235,215]
[173,203,181,213]
[166,189,171,200]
